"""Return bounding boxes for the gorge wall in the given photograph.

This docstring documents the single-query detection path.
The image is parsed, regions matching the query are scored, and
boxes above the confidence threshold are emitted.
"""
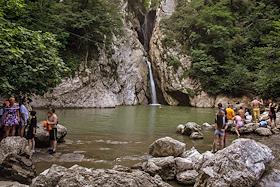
[33,0,235,108]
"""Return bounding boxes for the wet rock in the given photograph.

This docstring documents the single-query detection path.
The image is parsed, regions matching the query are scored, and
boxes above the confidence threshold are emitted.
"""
[142,156,176,180]
[256,169,280,187]
[194,138,274,187]
[32,164,172,187]
[183,122,202,136]
[256,127,273,136]
[176,124,185,134]
[202,122,212,129]
[35,124,67,147]
[149,137,185,157]
[175,157,193,172]
[194,151,214,171]
[0,137,36,184]
[190,132,204,139]
[176,170,199,185]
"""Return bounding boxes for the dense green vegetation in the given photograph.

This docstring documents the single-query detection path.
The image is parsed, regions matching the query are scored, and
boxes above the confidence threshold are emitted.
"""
[0,0,121,96]
[163,0,280,99]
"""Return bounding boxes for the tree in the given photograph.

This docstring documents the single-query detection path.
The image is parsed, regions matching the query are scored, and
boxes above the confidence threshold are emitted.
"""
[0,0,67,96]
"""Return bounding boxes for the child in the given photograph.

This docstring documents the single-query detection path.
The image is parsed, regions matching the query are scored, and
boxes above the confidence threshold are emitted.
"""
[233,114,244,137]
[212,107,226,153]
[26,111,37,155]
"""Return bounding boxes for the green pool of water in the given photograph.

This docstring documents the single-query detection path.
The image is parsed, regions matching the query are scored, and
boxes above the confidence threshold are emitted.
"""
[35,106,237,172]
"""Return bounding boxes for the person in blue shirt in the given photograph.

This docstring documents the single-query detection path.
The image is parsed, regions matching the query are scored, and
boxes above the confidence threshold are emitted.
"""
[19,98,29,137]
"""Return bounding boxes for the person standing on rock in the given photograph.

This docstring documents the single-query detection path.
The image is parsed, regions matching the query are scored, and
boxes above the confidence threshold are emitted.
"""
[251,97,263,122]
[3,98,20,136]
[26,111,37,155]
[213,103,227,152]
[46,109,58,154]
[19,99,29,137]
[268,99,277,128]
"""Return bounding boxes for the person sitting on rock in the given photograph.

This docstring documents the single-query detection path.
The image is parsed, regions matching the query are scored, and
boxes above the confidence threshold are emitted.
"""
[238,107,245,120]
[226,104,235,126]
[213,104,226,153]
[26,111,37,155]
[233,114,244,137]
[244,108,253,124]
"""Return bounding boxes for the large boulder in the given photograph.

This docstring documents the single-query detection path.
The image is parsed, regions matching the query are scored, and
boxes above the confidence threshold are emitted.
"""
[31,164,172,187]
[181,147,202,162]
[0,137,36,184]
[183,122,202,136]
[176,170,199,185]
[35,123,67,147]
[149,137,185,157]
[174,157,193,172]
[194,139,274,187]
[142,156,176,180]
[255,127,273,136]
[256,169,280,187]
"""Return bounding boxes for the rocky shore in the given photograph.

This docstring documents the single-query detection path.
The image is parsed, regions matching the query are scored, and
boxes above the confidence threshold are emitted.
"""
[1,135,279,187]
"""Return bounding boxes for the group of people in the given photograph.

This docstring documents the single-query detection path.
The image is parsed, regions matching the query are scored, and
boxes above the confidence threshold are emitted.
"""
[0,96,59,155]
[212,98,279,152]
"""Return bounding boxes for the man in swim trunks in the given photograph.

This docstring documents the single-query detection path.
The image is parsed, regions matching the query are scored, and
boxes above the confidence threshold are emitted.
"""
[251,98,263,122]
[47,109,58,154]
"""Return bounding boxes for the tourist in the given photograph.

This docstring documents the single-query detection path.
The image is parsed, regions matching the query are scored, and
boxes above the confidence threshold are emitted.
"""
[19,99,29,137]
[251,97,263,122]
[244,108,253,124]
[212,104,226,152]
[26,111,37,155]
[238,107,245,120]
[46,109,58,154]
[268,99,277,128]
[233,114,244,137]
[3,98,19,137]
[226,104,235,126]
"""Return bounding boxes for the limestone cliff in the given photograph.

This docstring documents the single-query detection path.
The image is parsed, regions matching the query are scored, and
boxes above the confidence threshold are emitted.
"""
[32,1,148,108]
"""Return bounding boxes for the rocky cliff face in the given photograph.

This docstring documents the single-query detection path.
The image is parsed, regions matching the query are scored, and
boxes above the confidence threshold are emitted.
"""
[32,1,148,108]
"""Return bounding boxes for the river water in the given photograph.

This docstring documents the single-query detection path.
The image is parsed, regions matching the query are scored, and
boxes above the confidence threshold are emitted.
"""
[34,106,244,173]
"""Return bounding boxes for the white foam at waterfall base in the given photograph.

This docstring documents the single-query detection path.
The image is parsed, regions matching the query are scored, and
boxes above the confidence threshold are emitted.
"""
[146,61,159,105]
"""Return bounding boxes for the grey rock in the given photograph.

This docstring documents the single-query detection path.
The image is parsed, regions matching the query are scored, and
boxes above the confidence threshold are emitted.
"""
[181,147,202,162]
[149,137,185,157]
[0,181,29,187]
[175,157,193,172]
[202,122,213,129]
[256,169,280,187]
[142,156,176,180]
[0,137,36,184]
[194,151,214,171]
[176,170,199,185]
[32,1,148,108]
[271,128,280,134]
[239,123,259,134]
[194,138,274,187]
[183,122,202,136]
[32,164,172,187]
[35,123,67,147]
[176,124,185,134]
[190,132,204,139]
[256,127,273,136]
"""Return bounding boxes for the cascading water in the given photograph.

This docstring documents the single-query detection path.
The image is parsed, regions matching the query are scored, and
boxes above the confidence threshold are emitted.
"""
[146,61,159,105]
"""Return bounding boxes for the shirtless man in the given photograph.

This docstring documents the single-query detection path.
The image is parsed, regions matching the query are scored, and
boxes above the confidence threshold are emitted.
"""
[251,98,263,122]
[47,109,58,154]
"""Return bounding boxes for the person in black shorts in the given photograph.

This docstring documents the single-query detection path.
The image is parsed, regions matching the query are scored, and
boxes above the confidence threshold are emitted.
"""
[26,111,37,155]
[47,109,58,154]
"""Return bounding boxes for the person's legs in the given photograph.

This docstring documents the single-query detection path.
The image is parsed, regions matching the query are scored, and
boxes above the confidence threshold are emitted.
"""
[4,126,10,137]
[256,108,260,122]
[235,126,240,137]
[253,109,257,122]
[32,138,35,152]
[11,125,16,136]
[19,125,25,137]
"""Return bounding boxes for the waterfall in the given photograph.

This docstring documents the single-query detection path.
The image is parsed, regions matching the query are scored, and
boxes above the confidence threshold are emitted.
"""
[146,61,159,105]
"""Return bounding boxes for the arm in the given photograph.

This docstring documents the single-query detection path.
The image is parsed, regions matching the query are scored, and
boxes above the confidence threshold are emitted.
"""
[47,116,58,125]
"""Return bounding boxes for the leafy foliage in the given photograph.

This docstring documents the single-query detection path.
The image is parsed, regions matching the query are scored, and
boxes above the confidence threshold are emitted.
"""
[163,0,280,98]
